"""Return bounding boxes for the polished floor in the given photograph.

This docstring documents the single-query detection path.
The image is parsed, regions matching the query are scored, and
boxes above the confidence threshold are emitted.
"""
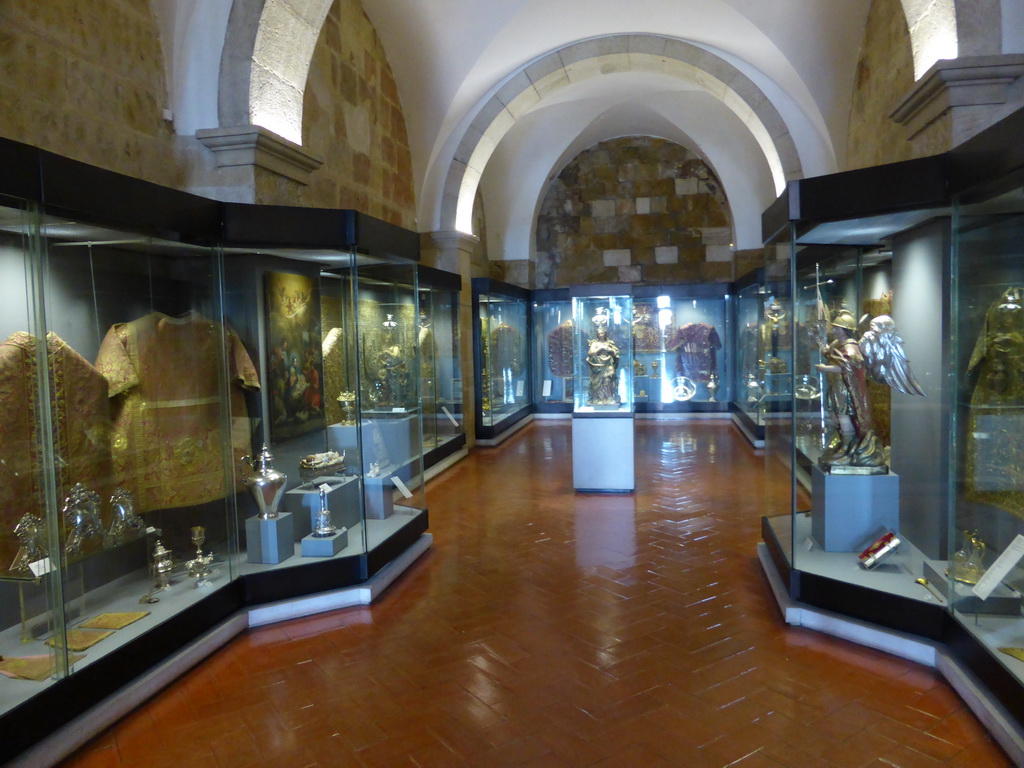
[60,421,1011,768]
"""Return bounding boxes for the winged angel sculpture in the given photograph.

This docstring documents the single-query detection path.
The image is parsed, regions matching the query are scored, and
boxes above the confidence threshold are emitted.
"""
[815,308,924,473]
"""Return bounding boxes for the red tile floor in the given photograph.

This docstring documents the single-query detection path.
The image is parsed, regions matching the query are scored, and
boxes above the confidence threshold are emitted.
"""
[59,421,1012,767]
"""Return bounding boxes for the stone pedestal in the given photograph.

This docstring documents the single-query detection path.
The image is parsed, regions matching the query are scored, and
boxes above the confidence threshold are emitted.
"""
[284,476,361,539]
[245,513,294,564]
[811,465,900,552]
[364,473,396,519]
[301,528,349,558]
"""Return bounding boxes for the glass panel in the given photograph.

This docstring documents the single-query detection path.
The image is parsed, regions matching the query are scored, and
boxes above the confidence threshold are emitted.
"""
[226,248,361,572]
[0,198,67,717]
[532,297,573,406]
[950,183,1024,681]
[354,263,426,557]
[0,209,237,715]
[787,218,946,603]
[418,280,462,456]
[479,291,528,426]
[572,295,633,413]
[633,296,727,405]
[734,281,766,423]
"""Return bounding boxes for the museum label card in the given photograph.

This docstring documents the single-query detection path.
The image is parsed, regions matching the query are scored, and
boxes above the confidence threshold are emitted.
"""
[542,380,552,397]
[29,557,53,578]
[441,405,459,427]
[973,534,1024,601]
[391,476,414,499]
[516,381,524,397]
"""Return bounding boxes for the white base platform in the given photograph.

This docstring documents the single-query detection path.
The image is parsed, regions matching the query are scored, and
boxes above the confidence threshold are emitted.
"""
[13,534,433,768]
[758,542,1024,766]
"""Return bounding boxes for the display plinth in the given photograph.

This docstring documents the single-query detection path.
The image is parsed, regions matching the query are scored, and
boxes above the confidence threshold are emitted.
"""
[572,415,635,492]
[301,527,349,557]
[364,473,396,519]
[328,415,416,474]
[811,465,899,551]
[284,476,361,538]
[245,513,294,564]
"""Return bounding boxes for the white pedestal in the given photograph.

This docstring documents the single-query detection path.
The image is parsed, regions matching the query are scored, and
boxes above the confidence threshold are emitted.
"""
[572,414,635,492]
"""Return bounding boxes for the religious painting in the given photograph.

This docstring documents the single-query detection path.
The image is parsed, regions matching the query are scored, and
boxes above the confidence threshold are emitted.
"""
[264,271,325,443]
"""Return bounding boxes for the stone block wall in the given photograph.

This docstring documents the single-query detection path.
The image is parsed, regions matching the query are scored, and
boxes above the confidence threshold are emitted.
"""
[263,0,416,228]
[0,0,415,228]
[0,0,183,189]
[533,137,734,289]
[846,0,937,170]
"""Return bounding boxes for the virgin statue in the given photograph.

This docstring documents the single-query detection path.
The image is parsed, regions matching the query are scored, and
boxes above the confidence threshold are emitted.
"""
[585,308,621,406]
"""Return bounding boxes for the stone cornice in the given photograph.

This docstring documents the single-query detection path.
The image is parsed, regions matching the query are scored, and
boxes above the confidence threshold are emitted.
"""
[195,125,323,184]
[891,55,1024,138]
[428,229,480,252]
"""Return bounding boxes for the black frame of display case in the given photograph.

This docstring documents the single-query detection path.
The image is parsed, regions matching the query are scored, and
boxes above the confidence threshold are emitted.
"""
[759,106,1024,731]
[0,136,430,765]
[472,277,534,440]
[632,282,730,415]
[531,287,573,414]
[417,264,467,467]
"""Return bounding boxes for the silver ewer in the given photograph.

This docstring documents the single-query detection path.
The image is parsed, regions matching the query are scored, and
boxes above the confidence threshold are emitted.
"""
[239,444,287,520]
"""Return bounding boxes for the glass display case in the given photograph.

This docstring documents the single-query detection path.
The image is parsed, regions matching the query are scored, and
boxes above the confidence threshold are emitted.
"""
[531,289,573,413]
[472,278,531,443]
[759,106,1024,734]
[732,275,798,445]
[570,288,635,492]
[0,140,430,764]
[949,175,1024,699]
[417,266,465,468]
[631,285,730,413]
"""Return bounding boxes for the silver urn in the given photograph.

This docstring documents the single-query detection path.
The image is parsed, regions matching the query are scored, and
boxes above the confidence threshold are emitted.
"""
[240,444,287,520]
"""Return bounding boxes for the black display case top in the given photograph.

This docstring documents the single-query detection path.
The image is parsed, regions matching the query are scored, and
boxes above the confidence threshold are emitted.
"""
[471,276,532,301]
[417,263,462,292]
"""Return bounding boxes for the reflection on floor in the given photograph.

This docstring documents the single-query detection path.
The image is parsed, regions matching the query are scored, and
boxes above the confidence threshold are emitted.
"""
[58,421,1010,768]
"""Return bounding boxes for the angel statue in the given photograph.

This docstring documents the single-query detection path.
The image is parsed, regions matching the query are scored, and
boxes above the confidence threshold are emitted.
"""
[815,308,924,473]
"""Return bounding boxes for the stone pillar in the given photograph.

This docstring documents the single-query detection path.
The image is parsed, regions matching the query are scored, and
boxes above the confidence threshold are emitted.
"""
[422,231,482,448]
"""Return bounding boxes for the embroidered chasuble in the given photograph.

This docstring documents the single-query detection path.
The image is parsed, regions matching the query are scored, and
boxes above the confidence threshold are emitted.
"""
[665,323,722,382]
[95,311,260,513]
[0,332,112,575]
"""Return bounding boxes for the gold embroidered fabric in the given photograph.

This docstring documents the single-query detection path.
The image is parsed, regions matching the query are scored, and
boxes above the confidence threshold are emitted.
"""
[965,287,1024,518]
[546,320,574,378]
[0,653,85,681]
[322,327,346,425]
[46,628,113,652]
[0,333,112,575]
[80,611,150,630]
[95,312,260,513]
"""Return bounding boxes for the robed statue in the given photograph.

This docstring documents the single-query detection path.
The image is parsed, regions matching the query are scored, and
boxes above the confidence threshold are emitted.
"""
[586,308,621,406]
[816,307,923,473]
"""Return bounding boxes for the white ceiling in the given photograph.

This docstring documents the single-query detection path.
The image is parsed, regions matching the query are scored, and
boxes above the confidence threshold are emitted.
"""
[363,0,875,252]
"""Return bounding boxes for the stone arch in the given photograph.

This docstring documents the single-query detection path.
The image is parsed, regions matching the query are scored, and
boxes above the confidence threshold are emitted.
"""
[219,0,333,143]
[443,35,803,237]
[899,0,959,79]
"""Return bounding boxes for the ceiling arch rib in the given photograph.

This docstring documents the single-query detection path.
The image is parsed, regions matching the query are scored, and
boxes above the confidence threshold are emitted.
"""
[444,35,802,236]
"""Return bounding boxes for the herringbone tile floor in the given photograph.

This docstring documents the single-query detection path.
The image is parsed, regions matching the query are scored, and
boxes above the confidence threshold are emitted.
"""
[59,421,1011,767]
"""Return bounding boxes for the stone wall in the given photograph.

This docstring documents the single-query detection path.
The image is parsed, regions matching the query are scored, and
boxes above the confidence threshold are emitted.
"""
[0,0,182,188]
[0,1,415,228]
[846,0,932,170]
[257,0,415,227]
[534,137,734,289]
